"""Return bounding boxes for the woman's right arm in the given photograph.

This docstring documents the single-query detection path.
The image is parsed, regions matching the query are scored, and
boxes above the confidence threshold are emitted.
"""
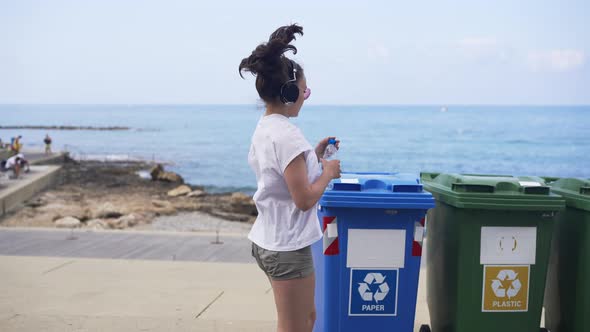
[283,154,341,212]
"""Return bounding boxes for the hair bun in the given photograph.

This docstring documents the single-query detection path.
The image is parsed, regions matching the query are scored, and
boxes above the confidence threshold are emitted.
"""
[268,24,303,45]
[239,24,303,78]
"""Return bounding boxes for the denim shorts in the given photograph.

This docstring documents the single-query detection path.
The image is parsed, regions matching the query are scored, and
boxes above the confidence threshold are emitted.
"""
[251,242,315,281]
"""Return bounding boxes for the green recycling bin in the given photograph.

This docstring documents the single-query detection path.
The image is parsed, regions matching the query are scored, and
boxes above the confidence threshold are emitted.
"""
[419,173,565,332]
[543,178,590,332]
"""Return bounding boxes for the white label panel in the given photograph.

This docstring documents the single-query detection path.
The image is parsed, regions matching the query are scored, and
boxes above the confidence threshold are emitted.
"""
[327,223,338,238]
[347,229,406,268]
[480,227,537,265]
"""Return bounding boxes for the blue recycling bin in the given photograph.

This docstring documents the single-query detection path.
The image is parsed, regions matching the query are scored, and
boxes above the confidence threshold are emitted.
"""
[312,172,435,332]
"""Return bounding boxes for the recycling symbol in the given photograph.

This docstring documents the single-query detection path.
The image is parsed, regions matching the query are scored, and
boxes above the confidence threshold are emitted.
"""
[491,269,521,299]
[357,273,389,303]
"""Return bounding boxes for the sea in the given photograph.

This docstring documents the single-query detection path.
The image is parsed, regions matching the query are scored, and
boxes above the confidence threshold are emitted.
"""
[2,104,588,194]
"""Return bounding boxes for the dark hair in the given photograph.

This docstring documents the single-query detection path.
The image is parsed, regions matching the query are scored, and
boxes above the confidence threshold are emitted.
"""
[239,24,304,104]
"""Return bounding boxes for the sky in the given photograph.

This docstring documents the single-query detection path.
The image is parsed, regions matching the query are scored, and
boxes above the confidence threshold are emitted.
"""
[0,0,588,105]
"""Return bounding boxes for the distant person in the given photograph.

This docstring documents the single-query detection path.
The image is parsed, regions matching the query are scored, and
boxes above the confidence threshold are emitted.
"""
[1,154,29,179]
[17,154,30,174]
[0,138,4,149]
[10,135,22,155]
[239,24,341,332]
[44,134,52,154]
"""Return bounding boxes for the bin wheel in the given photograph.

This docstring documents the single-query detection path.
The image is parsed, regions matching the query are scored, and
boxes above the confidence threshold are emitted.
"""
[419,324,431,332]
[540,329,550,332]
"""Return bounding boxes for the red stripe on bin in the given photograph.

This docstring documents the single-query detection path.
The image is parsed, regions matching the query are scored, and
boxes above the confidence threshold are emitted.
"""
[322,216,336,231]
[324,238,339,255]
[322,216,339,255]
[412,241,422,256]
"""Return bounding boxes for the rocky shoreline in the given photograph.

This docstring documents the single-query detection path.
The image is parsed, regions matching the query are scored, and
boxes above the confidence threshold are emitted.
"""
[0,158,257,231]
[0,125,130,130]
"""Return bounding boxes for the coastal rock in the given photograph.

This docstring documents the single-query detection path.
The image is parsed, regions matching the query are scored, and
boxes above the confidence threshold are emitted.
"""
[55,216,81,228]
[209,210,252,222]
[187,190,206,198]
[124,213,147,227]
[230,192,252,205]
[149,164,164,180]
[152,199,172,208]
[42,203,89,221]
[167,185,192,197]
[41,192,58,201]
[0,125,129,131]
[106,218,126,229]
[115,214,141,228]
[151,200,177,215]
[86,219,107,230]
[2,158,260,231]
[160,172,183,183]
[172,200,202,211]
[150,164,184,183]
[25,197,46,208]
[93,202,123,219]
[105,215,137,229]
[229,193,257,216]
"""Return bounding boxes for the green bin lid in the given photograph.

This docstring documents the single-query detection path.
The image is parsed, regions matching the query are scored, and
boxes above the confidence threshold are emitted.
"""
[543,177,590,212]
[420,172,565,210]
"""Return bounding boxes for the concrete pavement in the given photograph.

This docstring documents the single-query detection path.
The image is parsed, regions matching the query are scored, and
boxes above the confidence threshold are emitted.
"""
[0,255,278,332]
[0,228,253,263]
[0,229,432,332]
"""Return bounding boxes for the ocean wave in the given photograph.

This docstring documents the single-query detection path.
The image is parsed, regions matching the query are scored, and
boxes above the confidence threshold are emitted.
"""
[71,153,143,162]
[504,139,535,144]
[133,128,161,132]
[69,152,172,165]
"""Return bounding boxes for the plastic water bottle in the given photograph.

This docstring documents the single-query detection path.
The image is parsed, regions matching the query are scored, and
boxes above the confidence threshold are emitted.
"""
[322,138,338,160]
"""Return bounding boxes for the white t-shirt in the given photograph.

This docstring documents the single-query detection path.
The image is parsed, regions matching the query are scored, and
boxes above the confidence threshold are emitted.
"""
[5,156,17,169]
[248,114,323,251]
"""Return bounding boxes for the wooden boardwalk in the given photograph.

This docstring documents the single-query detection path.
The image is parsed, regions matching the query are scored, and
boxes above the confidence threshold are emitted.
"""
[0,228,255,263]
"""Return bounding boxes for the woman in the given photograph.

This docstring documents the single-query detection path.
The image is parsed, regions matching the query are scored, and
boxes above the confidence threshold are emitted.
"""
[239,24,341,332]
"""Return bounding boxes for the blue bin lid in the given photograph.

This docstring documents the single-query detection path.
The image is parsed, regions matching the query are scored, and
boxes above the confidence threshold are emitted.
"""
[320,172,435,209]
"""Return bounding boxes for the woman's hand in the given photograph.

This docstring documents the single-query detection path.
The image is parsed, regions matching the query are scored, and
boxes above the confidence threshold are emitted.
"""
[284,154,340,211]
[320,158,341,179]
[315,136,340,160]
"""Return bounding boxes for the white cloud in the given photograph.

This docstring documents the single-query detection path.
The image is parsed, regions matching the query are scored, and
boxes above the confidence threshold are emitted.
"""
[457,37,498,51]
[526,49,586,72]
[367,42,390,63]
[456,37,503,59]
[453,37,515,65]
